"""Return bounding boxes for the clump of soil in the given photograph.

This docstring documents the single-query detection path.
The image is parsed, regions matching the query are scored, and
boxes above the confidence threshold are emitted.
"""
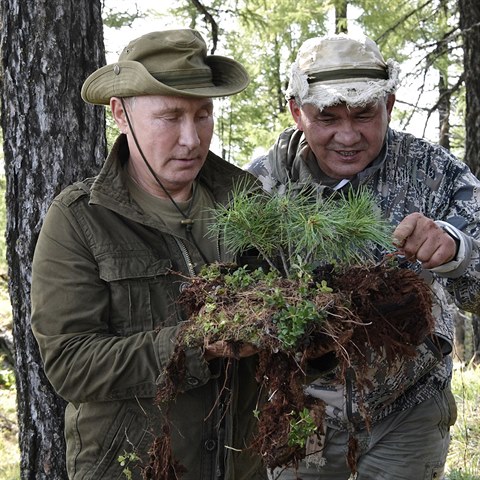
[330,264,435,359]
[145,262,435,478]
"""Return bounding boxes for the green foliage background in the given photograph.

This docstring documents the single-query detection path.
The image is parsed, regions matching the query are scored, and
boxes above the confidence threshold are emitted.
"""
[130,0,465,166]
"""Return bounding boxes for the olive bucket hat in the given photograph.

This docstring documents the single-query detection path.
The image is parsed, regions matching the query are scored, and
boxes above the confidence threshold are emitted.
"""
[81,29,250,105]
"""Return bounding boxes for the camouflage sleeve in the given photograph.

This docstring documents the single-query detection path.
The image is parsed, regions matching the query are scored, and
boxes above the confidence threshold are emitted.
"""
[412,149,480,314]
[246,154,279,194]
[382,133,480,315]
[435,169,480,313]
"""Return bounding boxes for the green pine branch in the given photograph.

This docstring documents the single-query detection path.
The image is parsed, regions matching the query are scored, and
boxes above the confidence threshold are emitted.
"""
[209,181,394,277]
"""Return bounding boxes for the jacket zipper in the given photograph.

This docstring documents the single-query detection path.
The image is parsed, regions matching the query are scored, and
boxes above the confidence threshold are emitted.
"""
[174,237,196,276]
[346,367,354,424]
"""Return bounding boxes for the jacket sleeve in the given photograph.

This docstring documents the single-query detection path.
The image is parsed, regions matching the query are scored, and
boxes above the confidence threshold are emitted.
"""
[31,199,214,404]
[426,159,480,314]
[384,133,480,316]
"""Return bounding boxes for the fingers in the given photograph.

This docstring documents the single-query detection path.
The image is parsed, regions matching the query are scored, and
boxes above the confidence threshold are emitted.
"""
[392,217,416,248]
[393,213,457,268]
[413,232,454,268]
[204,340,258,360]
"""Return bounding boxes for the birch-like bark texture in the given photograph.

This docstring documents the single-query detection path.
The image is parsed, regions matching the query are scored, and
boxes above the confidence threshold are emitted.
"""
[0,1,107,477]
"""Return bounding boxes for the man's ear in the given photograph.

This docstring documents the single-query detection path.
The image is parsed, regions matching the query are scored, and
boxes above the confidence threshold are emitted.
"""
[289,98,304,131]
[110,97,128,134]
[386,94,396,122]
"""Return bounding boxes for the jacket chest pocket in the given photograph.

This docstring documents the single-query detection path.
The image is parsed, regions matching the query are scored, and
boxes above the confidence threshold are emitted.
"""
[97,252,181,335]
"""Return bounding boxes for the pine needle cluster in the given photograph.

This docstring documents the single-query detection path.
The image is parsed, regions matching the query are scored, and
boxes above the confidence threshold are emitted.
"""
[209,182,394,277]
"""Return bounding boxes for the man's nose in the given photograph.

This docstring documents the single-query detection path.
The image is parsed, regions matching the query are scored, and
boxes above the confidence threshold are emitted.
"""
[178,120,201,148]
[334,121,362,145]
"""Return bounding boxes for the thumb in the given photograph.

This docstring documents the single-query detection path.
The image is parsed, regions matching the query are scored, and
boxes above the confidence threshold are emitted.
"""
[393,218,416,247]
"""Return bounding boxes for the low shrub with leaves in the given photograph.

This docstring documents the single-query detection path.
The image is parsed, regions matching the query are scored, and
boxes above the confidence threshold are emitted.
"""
[144,183,435,478]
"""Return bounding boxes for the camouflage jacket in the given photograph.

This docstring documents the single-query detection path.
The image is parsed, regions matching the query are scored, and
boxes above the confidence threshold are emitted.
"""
[248,127,480,430]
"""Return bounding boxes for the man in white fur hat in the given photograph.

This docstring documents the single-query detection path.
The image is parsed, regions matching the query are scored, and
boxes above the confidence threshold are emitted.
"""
[249,33,480,480]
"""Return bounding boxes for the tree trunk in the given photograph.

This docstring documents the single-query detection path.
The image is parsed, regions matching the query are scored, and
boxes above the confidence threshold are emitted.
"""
[335,0,348,33]
[459,0,480,362]
[436,29,451,150]
[0,1,106,478]
[459,0,480,176]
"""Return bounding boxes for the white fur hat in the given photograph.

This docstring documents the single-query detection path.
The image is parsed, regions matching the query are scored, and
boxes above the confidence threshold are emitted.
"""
[286,33,400,110]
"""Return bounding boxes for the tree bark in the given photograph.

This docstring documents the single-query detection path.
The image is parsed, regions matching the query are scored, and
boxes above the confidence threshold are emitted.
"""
[436,28,451,150]
[458,0,480,176]
[334,0,348,33]
[459,0,480,363]
[0,1,107,477]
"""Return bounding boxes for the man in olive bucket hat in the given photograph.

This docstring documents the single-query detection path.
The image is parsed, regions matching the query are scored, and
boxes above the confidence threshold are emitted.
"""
[249,33,480,480]
[31,29,266,480]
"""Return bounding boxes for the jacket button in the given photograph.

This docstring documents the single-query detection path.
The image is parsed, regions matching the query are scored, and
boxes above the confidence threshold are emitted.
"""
[186,377,199,386]
[204,439,216,451]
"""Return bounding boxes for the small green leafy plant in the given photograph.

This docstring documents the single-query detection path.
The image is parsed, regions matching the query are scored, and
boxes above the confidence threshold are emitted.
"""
[118,450,140,480]
[288,408,318,448]
[183,264,335,350]
[0,355,15,389]
[274,298,326,348]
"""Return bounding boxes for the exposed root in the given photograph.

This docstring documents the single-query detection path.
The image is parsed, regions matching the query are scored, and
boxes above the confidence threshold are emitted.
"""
[347,434,359,474]
[142,425,188,480]
[148,263,434,478]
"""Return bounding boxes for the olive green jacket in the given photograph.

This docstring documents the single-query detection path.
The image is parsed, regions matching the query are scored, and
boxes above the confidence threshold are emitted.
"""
[31,136,267,480]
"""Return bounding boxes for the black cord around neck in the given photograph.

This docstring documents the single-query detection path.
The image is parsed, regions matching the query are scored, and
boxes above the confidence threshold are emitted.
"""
[120,98,210,265]
[121,98,193,220]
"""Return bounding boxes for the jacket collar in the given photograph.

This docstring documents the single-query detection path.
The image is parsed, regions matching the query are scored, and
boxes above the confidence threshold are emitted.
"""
[89,134,254,219]
[268,127,391,194]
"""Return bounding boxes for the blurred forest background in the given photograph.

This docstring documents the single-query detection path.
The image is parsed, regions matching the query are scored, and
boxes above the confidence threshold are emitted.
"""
[0,0,479,479]
[103,0,472,166]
